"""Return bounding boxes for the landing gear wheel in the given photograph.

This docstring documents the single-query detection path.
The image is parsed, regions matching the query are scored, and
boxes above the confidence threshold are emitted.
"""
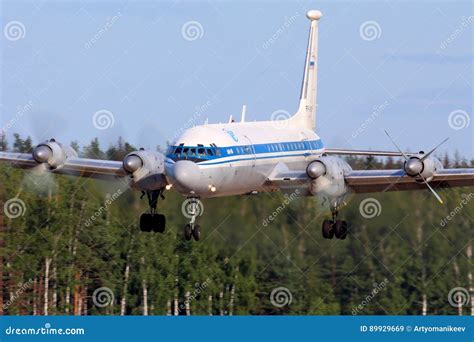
[152,214,166,233]
[322,220,334,239]
[184,224,192,241]
[193,225,201,241]
[140,214,152,232]
[334,220,348,240]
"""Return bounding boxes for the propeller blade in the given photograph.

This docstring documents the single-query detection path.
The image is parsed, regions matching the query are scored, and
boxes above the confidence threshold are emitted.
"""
[418,173,443,204]
[22,163,58,196]
[420,137,449,162]
[384,130,409,161]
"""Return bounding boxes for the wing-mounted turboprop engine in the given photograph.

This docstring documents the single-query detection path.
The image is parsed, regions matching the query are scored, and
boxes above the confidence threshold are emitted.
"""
[385,130,448,204]
[306,156,353,240]
[32,138,78,169]
[122,149,167,191]
[306,156,352,198]
[23,138,78,194]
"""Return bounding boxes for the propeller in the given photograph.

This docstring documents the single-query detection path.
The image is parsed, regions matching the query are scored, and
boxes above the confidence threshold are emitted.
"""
[384,130,448,204]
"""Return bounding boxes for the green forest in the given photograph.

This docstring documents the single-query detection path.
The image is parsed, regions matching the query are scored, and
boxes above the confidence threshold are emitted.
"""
[0,134,473,316]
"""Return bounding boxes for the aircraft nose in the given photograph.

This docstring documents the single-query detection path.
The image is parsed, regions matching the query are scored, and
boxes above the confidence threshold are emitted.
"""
[172,160,202,192]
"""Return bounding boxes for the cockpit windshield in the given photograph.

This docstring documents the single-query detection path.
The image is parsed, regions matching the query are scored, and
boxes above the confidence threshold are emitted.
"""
[166,145,218,163]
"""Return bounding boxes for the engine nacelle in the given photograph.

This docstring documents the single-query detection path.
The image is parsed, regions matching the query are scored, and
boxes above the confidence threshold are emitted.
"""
[307,156,352,198]
[404,154,443,181]
[122,150,166,190]
[32,139,77,169]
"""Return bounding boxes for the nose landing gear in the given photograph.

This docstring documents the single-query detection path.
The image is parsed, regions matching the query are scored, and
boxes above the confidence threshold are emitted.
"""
[139,189,166,233]
[182,197,203,241]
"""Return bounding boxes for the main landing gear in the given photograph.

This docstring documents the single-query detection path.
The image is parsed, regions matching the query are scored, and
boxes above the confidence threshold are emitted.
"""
[322,202,348,240]
[182,197,202,242]
[139,189,166,233]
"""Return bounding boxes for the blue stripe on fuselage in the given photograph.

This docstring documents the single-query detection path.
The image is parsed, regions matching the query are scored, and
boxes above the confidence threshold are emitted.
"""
[198,152,320,166]
[166,139,324,164]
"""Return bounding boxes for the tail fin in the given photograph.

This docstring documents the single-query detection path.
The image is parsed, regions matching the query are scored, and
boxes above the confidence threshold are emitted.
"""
[288,10,322,131]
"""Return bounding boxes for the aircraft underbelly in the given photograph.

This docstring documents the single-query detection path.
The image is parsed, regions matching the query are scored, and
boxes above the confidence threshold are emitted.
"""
[199,155,309,198]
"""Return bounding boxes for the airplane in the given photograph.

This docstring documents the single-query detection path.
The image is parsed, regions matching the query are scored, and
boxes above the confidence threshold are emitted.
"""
[1,10,473,242]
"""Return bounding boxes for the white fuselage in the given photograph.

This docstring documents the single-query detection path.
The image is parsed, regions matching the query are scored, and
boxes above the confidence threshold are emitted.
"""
[165,120,324,198]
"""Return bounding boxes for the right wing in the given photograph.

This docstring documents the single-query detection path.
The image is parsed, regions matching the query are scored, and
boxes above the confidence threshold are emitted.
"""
[0,151,126,180]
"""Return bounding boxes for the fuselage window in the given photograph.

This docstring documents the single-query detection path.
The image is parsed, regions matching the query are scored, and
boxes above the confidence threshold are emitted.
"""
[190,148,196,156]
[175,147,182,154]
[207,148,214,156]
[198,148,205,156]
[183,148,189,155]
[216,149,222,156]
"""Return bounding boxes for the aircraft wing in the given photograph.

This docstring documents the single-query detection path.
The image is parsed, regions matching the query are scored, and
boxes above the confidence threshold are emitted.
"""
[0,151,126,180]
[344,168,474,193]
[324,148,416,157]
[266,168,474,194]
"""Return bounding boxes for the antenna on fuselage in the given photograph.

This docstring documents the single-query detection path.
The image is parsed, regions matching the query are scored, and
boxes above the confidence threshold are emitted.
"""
[241,105,247,122]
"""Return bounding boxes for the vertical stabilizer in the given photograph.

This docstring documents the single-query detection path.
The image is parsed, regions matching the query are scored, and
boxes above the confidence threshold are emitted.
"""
[288,10,322,131]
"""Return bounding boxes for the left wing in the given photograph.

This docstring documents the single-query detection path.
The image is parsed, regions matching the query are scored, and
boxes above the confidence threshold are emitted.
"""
[344,168,474,193]
[266,167,474,194]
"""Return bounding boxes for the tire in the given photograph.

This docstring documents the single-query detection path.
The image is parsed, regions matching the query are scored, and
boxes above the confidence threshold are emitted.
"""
[340,221,348,240]
[184,224,192,241]
[152,214,166,233]
[140,214,152,232]
[322,220,334,239]
[193,225,201,241]
[334,220,347,240]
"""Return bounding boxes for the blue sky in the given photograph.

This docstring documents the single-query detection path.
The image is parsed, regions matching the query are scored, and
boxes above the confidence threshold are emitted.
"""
[1,0,472,159]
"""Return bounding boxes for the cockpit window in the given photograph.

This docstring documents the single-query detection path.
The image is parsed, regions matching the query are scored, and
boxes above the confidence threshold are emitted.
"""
[167,145,222,163]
